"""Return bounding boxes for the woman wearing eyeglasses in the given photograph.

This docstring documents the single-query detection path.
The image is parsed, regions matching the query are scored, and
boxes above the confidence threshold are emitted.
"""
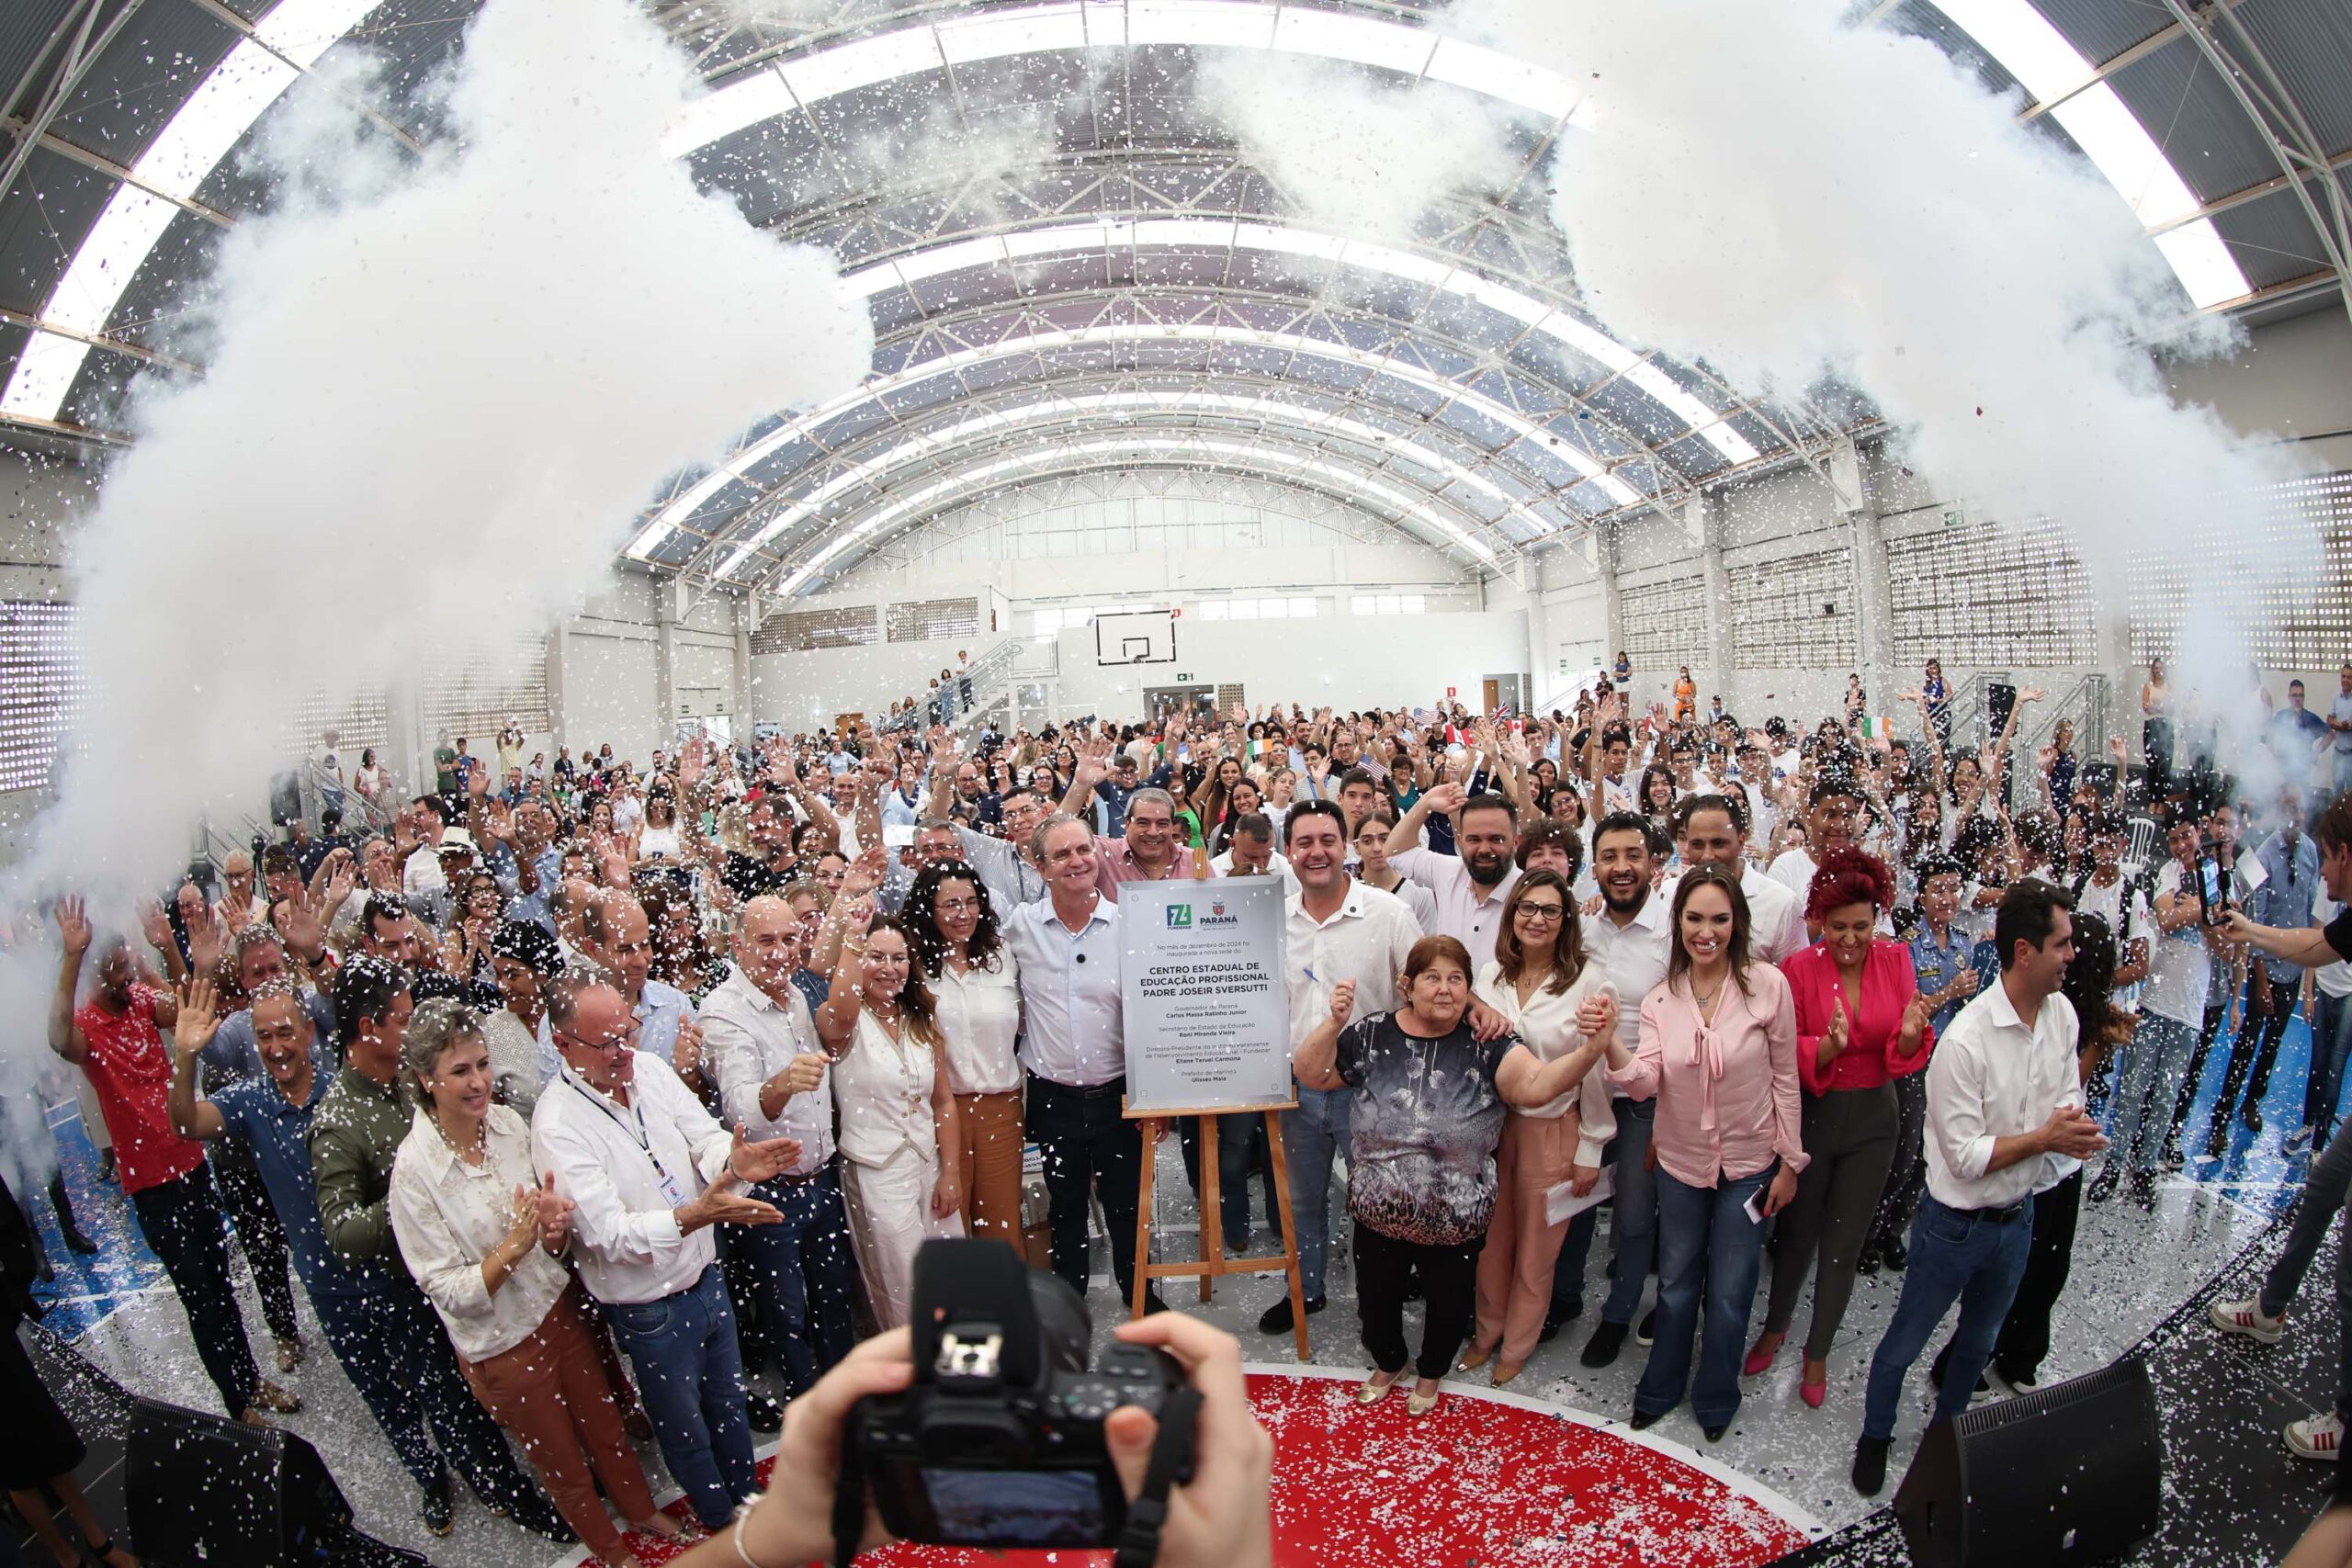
[1610,865,1805,1441]
[901,863,1023,1249]
[824,906,965,1329]
[1457,871,1619,1385]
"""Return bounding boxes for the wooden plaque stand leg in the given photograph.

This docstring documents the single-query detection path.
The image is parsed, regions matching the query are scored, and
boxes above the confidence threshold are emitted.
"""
[1128,1103,1309,1362]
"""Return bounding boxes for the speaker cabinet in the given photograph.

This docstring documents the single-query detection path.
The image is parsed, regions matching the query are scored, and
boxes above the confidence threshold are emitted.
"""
[1894,1354,2162,1568]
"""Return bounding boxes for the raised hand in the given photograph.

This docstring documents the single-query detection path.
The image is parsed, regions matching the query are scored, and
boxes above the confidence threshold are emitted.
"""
[55,896,92,958]
[186,900,227,978]
[1423,781,1468,816]
[138,899,175,954]
[1577,989,1618,1044]
[469,763,492,801]
[276,886,327,963]
[673,1019,706,1085]
[1327,978,1357,1029]
[173,976,221,1061]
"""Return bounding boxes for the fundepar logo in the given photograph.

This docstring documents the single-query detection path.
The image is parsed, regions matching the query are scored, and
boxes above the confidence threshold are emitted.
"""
[1166,905,1193,929]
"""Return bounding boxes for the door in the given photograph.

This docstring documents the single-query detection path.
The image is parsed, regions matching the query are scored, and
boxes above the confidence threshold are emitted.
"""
[1481,679,1500,716]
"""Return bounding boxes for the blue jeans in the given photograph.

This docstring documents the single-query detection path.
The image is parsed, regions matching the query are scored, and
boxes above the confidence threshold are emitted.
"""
[2260,1120,2352,1422]
[603,1266,757,1529]
[312,1282,535,1504]
[1283,1087,1353,1299]
[729,1169,857,1399]
[1861,1193,2033,1440]
[1554,1097,1657,1322]
[2308,991,2352,1147]
[2109,1012,2195,1171]
[1636,1166,1770,1428]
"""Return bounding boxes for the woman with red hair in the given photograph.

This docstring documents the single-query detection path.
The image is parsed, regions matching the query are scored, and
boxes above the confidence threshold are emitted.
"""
[1745,849,1934,1407]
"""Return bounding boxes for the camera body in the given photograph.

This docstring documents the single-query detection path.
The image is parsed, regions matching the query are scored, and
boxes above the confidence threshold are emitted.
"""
[842,1240,1182,1551]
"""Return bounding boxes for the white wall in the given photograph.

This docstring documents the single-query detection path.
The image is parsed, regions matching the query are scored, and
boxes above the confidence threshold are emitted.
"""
[1049,610,1530,717]
[2168,309,2352,473]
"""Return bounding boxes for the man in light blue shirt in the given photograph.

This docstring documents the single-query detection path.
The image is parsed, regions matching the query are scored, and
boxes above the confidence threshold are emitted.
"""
[583,888,698,1075]
[2207,787,2321,1147]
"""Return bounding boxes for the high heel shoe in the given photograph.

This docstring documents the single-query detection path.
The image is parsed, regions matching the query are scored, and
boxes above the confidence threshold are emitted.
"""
[1799,1366,1828,1409]
[1742,1335,1782,1377]
[1457,1343,1494,1372]
[1491,1359,1524,1388]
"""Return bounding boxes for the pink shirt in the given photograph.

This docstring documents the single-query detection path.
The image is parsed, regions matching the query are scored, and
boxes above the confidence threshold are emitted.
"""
[1781,941,1935,1098]
[1609,964,1808,1189]
[1091,836,1187,903]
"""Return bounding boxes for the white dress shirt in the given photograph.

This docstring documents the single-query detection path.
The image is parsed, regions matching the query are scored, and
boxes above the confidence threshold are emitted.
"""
[389,1106,570,1362]
[1767,845,1817,902]
[1663,863,1806,964]
[1924,981,2083,1211]
[931,950,1023,1096]
[1389,847,1522,972]
[952,824,1049,908]
[1582,893,1674,1055]
[1212,849,1300,893]
[530,1054,737,1304]
[1475,961,1617,1165]
[1006,897,1125,1086]
[1283,881,1423,1058]
[698,966,836,1177]
[1360,874,1439,933]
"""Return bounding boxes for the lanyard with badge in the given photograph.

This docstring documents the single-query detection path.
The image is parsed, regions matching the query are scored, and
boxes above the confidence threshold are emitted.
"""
[570,1077,693,1207]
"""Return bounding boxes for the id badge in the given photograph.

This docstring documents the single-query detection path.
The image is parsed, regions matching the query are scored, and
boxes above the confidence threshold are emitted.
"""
[654,1163,688,1208]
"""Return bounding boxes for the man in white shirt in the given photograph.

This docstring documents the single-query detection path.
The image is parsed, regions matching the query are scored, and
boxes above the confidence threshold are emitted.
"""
[531,975,802,1531]
[1005,815,1162,1313]
[1667,795,1805,964]
[2097,815,2222,1205]
[1853,881,2106,1495]
[1261,801,1422,1337]
[1768,774,1865,904]
[698,897,857,1400]
[1385,784,1522,970]
[1556,812,1675,1367]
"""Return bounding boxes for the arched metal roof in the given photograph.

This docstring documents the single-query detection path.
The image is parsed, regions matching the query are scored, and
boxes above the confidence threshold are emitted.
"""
[2,0,2346,597]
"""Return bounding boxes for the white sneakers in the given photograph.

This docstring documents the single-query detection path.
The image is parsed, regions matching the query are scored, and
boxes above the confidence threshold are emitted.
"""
[2289,1414,2343,1461]
[2211,1298,2338,1461]
[2209,1297,2285,1345]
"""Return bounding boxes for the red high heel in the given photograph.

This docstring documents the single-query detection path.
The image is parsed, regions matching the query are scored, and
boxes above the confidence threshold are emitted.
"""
[1742,1336,1781,1377]
[1799,1360,1828,1409]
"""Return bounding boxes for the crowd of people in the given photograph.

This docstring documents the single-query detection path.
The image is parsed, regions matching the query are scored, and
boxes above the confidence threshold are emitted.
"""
[17,651,2352,1563]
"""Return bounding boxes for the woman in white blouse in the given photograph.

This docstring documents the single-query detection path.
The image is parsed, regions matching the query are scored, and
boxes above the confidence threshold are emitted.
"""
[820,907,966,1328]
[903,863,1023,1247]
[388,1001,679,1568]
[1456,869,1618,1386]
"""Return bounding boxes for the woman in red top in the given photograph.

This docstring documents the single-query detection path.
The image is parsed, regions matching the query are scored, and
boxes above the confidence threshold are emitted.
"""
[1745,850,1933,1407]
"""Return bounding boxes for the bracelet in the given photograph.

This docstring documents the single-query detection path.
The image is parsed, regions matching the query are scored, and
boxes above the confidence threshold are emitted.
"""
[729,1495,764,1567]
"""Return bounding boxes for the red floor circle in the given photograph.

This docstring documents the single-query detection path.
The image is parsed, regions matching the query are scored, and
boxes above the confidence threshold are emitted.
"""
[570,1368,1815,1568]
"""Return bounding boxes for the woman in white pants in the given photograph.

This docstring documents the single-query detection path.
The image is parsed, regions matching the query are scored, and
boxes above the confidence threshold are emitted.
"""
[827,909,965,1328]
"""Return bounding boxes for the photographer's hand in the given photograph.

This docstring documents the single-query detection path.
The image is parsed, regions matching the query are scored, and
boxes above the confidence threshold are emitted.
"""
[673,1329,915,1568]
[1103,1314,1276,1568]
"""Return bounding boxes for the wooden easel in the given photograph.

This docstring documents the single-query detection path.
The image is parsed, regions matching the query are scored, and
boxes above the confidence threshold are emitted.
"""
[1127,1098,1311,1361]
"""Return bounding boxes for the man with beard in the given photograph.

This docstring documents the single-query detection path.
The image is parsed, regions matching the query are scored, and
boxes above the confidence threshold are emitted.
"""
[47,898,298,1425]
[1260,801,1424,1336]
[1384,784,1522,971]
[1551,814,1676,1363]
[722,796,801,902]
[1668,795,1805,964]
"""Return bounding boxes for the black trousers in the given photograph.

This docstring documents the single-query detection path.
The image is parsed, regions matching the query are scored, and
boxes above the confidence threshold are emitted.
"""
[211,1143,299,1342]
[1026,1074,1143,1301]
[129,1166,259,1416]
[1993,1168,2083,1381]
[2210,977,2299,1134]
[1867,1071,1928,1255]
[1354,1221,1482,1381]
[1178,1115,1278,1254]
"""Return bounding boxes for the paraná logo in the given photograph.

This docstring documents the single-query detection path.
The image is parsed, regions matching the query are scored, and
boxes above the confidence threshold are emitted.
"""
[1166,905,1193,929]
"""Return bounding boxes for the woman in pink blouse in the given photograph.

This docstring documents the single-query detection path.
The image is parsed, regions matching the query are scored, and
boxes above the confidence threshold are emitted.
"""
[1746,851,1933,1407]
[1610,866,1805,1441]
